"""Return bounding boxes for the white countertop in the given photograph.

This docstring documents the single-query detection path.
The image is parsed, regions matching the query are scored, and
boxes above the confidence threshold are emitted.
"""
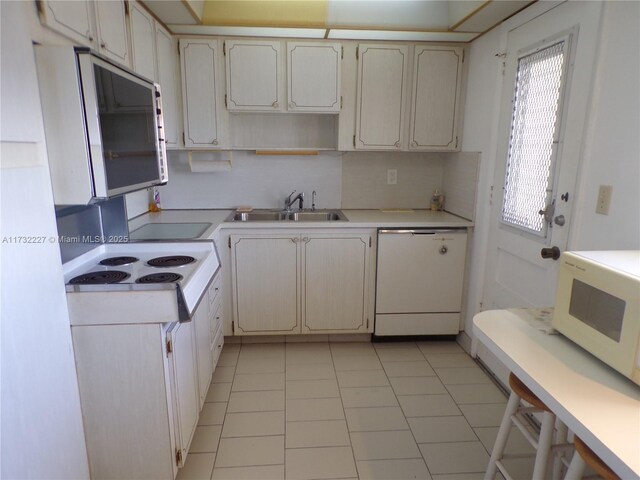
[473,309,640,479]
[128,208,472,242]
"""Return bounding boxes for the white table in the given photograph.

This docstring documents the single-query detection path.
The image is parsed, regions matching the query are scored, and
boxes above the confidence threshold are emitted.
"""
[473,309,640,480]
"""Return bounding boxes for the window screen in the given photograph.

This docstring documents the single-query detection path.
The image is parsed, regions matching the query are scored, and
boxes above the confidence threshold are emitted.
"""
[501,41,567,234]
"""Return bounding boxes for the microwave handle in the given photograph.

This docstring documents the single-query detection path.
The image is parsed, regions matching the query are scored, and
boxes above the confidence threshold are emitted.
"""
[154,83,168,185]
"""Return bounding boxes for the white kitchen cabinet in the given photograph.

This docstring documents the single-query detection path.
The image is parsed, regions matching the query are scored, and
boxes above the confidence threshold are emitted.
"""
[287,42,342,113]
[180,38,224,148]
[225,40,283,111]
[302,234,370,333]
[230,231,374,335]
[166,321,199,467]
[231,234,300,334]
[409,46,464,151]
[38,0,130,67]
[94,0,129,66]
[71,321,200,478]
[193,287,213,410]
[155,23,181,148]
[355,43,409,150]
[129,1,157,81]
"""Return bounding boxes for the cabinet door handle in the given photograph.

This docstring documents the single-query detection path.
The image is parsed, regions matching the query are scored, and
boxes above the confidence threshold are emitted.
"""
[100,41,107,49]
[411,141,418,148]
[212,139,218,146]
[394,141,401,148]
[292,238,299,243]
[439,245,448,255]
[302,237,310,243]
[272,101,279,108]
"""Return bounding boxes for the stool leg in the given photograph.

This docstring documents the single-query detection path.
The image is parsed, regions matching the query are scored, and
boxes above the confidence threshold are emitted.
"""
[552,421,569,480]
[564,450,587,480]
[532,411,555,480]
[484,391,520,480]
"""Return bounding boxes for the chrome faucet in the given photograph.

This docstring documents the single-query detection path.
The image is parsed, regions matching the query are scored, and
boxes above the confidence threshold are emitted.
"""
[285,190,304,211]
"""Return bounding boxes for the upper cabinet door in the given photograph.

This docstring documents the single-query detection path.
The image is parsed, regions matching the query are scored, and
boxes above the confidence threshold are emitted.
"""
[225,40,282,111]
[287,42,341,113]
[129,1,156,81]
[95,0,129,67]
[355,44,409,150]
[155,24,180,148]
[180,39,222,148]
[410,46,464,151]
[38,0,95,47]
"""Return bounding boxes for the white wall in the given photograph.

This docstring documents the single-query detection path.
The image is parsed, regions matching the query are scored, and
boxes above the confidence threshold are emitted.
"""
[461,1,640,337]
[0,1,89,478]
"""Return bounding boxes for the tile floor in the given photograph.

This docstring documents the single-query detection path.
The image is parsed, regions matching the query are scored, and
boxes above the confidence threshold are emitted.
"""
[177,340,537,480]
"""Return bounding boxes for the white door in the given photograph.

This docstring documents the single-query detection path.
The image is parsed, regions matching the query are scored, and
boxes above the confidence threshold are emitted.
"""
[287,42,341,113]
[302,234,370,333]
[95,0,129,66]
[225,40,283,111]
[482,2,603,313]
[409,46,463,151]
[355,44,409,150]
[155,24,180,147]
[129,1,156,81]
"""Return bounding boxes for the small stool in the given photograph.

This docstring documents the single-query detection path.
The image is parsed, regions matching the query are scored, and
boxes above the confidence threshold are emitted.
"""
[484,373,568,480]
[564,436,620,480]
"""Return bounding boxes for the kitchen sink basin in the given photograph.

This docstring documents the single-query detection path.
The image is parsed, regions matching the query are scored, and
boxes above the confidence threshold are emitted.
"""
[227,209,347,222]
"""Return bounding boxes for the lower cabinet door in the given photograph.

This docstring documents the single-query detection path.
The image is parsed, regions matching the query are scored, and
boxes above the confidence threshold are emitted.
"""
[193,299,212,410]
[302,234,371,333]
[231,234,301,334]
[167,321,199,466]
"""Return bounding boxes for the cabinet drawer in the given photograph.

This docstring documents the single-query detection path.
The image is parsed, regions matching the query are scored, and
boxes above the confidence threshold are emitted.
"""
[210,301,222,341]
[208,274,222,311]
[211,322,224,366]
[375,313,460,336]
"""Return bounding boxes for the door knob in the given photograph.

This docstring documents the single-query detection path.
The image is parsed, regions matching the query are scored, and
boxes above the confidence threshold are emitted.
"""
[540,246,561,260]
[554,215,565,226]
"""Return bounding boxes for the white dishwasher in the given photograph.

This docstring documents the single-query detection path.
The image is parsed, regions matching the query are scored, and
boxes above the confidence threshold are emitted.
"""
[375,228,467,336]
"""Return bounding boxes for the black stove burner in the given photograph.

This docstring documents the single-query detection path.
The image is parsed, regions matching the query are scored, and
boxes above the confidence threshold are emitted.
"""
[135,273,183,284]
[147,255,196,268]
[99,256,139,267]
[69,271,130,285]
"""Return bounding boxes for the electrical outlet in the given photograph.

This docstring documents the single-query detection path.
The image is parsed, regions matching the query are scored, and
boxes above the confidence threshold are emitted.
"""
[387,169,397,185]
[596,185,613,215]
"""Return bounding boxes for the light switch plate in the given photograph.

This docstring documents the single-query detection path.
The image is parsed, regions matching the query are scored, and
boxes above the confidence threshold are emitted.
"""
[387,169,397,185]
[596,185,612,215]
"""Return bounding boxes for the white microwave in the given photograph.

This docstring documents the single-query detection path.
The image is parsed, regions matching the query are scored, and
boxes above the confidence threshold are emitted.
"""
[36,47,167,205]
[552,251,640,385]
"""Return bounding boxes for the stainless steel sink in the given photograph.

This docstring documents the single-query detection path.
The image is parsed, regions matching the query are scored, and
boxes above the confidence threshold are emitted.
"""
[227,209,347,222]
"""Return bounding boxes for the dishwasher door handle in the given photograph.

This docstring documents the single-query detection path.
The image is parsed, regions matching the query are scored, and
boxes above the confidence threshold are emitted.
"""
[379,229,464,235]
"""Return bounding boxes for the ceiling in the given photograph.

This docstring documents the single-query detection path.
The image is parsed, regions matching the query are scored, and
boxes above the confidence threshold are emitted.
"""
[142,0,535,42]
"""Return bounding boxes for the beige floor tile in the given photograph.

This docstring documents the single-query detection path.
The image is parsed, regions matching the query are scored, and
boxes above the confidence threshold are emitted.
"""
[350,431,421,460]
[240,336,285,344]
[373,342,418,349]
[420,441,489,474]
[383,361,436,377]
[446,384,507,404]
[207,382,232,402]
[286,334,329,343]
[199,402,227,425]
[286,379,340,399]
[285,446,357,480]
[398,394,461,417]
[217,352,239,367]
[215,436,284,468]
[212,366,236,384]
[424,353,477,368]
[333,355,383,371]
[232,373,285,392]
[286,398,345,421]
[286,345,333,364]
[459,403,507,427]
[416,341,464,355]
[356,459,432,480]
[189,425,223,453]
[376,348,426,362]
[432,473,486,480]
[177,452,216,480]
[221,343,241,351]
[286,420,350,448]
[286,342,332,352]
[474,426,536,455]
[340,386,398,408]
[408,416,476,443]
[211,465,284,480]
[234,358,285,374]
[227,390,285,413]
[237,346,285,362]
[337,370,390,388]
[221,411,284,438]
[434,367,493,385]
[345,406,409,432]
[330,342,377,357]
[286,363,336,380]
[390,376,447,395]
